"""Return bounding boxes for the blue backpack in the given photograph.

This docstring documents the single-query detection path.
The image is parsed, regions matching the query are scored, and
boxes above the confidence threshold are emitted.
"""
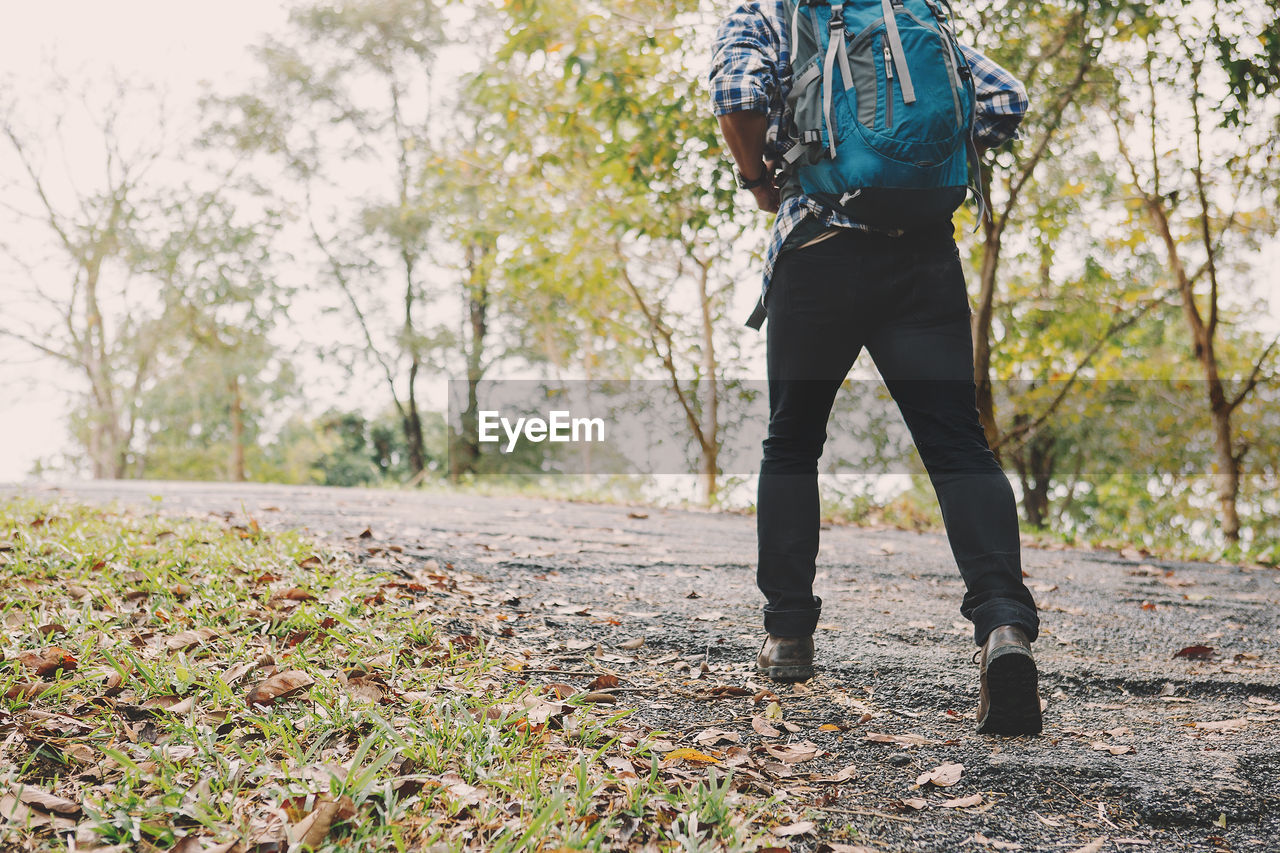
[780,0,978,229]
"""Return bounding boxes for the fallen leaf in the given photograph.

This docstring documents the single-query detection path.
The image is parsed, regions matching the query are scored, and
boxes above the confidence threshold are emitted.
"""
[693,728,740,746]
[143,695,196,715]
[16,647,78,679]
[1066,840,1106,853]
[773,819,817,837]
[246,670,315,706]
[0,794,47,829]
[752,716,782,737]
[941,793,983,808]
[15,786,81,816]
[578,692,617,704]
[1090,742,1134,755]
[345,675,386,704]
[588,674,619,690]
[1195,718,1248,732]
[4,682,48,701]
[810,764,857,783]
[1173,645,1215,660]
[543,683,576,700]
[279,587,317,602]
[916,762,963,787]
[898,797,928,810]
[164,627,221,652]
[694,611,726,621]
[662,748,719,766]
[619,638,645,650]
[764,741,821,764]
[290,795,356,850]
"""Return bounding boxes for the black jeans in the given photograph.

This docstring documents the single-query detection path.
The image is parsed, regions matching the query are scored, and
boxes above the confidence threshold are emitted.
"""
[757,222,1039,647]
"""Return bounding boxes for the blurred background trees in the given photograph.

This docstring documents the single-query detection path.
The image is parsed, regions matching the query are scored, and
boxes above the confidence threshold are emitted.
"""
[2,0,1277,562]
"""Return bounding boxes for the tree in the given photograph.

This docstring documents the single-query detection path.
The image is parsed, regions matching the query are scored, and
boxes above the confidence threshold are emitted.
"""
[208,0,445,479]
[1,78,168,477]
[132,190,292,481]
[475,0,750,503]
[1106,2,1279,542]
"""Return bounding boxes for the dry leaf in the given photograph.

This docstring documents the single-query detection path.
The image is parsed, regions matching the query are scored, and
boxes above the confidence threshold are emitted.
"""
[143,695,196,715]
[578,692,617,704]
[773,820,817,837]
[693,728,740,746]
[619,637,645,650]
[941,793,983,808]
[4,681,48,701]
[752,716,782,738]
[1067,840,1106,853]
[290,795,356,850]
[1173,644,1215,660]
[345,675,386,704]
[543,683,576,700]
[810,764,857,784]
[165,627,220,652]
[764,741,821,764]
[588,674,619,690]
[898,797,928,810]
[916,762,963,787]
[15,786,81,816]
[662,748,720,766]
[246,670,315,706]
[1090,742,1134,755]
[1195,718,1248,732]
[17,647,78,679]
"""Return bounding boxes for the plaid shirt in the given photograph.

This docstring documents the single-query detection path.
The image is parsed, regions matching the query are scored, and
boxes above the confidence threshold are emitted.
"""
[709,0,1029,322]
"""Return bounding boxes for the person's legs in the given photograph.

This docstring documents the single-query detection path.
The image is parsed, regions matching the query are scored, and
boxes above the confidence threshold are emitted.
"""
[864,231,1039,647]
[758,234,867,638]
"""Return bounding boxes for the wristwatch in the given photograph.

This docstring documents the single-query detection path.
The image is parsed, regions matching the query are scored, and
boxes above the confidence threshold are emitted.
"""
[736,163,771,190]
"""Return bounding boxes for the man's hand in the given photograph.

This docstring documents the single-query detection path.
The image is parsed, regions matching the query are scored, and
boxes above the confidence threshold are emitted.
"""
[747,159,780,213]
[717,111,780,214]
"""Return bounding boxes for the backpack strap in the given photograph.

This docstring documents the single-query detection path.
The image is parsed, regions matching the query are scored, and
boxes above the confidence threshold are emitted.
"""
[879,0,916,103]
[821,1,856,159]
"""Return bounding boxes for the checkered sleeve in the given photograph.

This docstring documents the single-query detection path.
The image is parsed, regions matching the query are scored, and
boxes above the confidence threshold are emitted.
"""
[960,44,1029,148]
[709,2,782,117]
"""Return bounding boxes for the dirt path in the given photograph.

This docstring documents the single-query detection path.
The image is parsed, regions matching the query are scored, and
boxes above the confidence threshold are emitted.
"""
[23,481,1280,852]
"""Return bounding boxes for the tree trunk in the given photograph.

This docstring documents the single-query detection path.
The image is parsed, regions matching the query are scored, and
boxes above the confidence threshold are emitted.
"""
[451,242,489,482]
[229,374,246,482]
[696,259,718,506]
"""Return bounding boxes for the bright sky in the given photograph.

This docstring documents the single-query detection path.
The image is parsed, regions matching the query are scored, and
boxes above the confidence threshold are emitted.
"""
[0,2,293,482]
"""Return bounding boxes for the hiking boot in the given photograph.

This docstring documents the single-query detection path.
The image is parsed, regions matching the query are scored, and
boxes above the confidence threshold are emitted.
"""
[975,625,1042,735]
[756,634,815,682]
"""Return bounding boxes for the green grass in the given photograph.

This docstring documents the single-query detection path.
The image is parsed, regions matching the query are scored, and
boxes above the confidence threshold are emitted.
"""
[0,498,778,851]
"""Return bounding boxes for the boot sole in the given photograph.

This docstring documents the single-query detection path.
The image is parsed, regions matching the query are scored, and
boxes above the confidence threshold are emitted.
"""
[757,663,815,682]
[976,647,1042,736]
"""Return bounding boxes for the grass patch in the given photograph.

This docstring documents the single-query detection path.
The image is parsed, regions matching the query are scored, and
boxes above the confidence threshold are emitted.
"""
[0,497,780,851]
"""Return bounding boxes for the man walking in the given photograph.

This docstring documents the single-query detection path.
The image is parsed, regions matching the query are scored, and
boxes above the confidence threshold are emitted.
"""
[710,0,1043,735]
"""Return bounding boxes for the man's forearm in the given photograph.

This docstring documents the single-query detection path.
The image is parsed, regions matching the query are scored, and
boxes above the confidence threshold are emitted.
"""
[717,110,769,180]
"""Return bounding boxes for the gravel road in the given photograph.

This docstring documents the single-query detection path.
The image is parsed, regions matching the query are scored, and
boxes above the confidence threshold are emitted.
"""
[16,480,1280,852]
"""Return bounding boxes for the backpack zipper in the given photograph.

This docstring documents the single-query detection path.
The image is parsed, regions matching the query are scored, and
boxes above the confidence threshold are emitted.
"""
[883,44,894,130]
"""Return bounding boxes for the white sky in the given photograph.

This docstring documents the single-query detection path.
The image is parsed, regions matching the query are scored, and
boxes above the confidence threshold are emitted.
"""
[0,2,293,481]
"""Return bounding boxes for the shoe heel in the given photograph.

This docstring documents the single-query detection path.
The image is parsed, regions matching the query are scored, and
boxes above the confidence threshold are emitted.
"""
[977,648,1041,735]
[759,664,815,683]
